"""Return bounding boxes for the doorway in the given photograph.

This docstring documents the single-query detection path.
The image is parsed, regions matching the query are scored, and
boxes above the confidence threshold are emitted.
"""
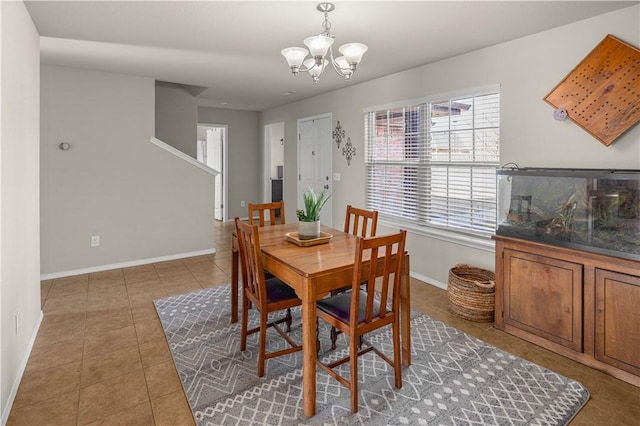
[297,114,333,227]
[264,122,285,208]
[197,124,227,221]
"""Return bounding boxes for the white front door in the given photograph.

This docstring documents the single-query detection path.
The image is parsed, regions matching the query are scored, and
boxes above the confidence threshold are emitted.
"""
[297,114,333,227]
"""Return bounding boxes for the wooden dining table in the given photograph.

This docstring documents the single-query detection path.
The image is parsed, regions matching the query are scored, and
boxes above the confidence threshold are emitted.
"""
[230,222,411,417]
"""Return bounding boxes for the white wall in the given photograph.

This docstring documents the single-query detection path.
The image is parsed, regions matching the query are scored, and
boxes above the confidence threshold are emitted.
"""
[198,107,259,220]
[0,1,41,419]
[155,82,198,159]
[259,5,640,286]
[40,65,215,275]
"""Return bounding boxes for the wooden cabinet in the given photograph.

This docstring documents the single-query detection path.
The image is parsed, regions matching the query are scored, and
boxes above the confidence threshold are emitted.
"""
[494,235,640,387]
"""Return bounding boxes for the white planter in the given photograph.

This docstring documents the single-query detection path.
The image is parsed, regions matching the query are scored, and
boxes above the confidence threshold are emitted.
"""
[298,221,321,240]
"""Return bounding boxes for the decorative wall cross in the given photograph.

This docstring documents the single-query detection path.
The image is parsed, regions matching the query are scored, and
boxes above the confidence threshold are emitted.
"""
[332,121,346,148]
[342,137,356,166]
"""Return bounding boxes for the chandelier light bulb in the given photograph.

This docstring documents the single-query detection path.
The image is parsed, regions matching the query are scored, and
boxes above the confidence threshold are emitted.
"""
[338,43,368,66]
[303,35,334,58]
[304,58,327,83]
[334,56,353,78]
[281,47,309,73]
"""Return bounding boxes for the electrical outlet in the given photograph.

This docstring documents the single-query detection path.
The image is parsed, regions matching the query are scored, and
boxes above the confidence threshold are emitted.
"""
[90,235,100,247]
[241,201,246,207]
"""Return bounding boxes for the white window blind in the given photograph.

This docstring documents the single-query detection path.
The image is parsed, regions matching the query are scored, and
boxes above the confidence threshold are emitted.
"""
[365,88,500,236]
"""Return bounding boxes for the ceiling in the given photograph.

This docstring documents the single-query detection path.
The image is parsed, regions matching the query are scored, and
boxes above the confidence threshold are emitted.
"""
[25,1,638,111]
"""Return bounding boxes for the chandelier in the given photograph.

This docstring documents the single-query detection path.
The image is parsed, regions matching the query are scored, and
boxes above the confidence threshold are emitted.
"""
[281,2,368,83]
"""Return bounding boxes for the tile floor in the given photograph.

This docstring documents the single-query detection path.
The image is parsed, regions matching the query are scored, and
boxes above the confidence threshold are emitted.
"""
[7,220,640,425]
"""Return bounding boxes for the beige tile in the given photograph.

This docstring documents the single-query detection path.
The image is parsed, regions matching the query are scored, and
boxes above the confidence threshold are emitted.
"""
[181,255,214,269]
[123,265,158,284]
[77,370,149,425]
[125,279,164,296]
[37,312,86,344]
[83,326,138,358]
[144,360,183,399]
[26,335,84,373]
[131,302,160,325]
[81,345,143,387]
[162,281,202,297]
[87,284,128,300]
[128,288,168,306]
[13,361,81,408]
[87,278,126,291]
[42,292,87,315]
[86,296,130,312]
[47,280,88,299]
[89,268,124,282]
[150,390,195,426]
[157,271,194,285]
[84,402,154,426]
[139,337,172,368]
[192,272,230,288]
[85,307,133,332]
[134,318,165,343]
[6,390,78,426]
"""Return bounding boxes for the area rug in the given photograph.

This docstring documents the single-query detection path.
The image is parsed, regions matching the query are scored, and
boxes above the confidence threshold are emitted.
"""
[154,285,589,425]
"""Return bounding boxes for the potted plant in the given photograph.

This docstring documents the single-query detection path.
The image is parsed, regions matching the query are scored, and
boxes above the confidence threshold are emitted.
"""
[296,188,331,240]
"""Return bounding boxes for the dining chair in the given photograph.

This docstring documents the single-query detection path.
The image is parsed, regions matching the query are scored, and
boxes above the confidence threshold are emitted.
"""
[328,205,379,349]
[234,217,302,377]
[316,229,407,413]
[248,200,285,227]
[343,204,378,238]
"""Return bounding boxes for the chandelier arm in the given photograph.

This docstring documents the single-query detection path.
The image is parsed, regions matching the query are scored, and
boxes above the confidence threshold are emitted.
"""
[327,48,352,79]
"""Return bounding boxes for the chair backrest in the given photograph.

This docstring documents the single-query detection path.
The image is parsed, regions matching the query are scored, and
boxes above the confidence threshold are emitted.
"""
[248,200,285,227]
[235,217,267,307]
[351,230,407,325]
[344,205,378,238]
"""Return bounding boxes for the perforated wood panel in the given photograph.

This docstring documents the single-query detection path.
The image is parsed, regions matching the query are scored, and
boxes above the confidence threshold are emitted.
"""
[544,34,640,147]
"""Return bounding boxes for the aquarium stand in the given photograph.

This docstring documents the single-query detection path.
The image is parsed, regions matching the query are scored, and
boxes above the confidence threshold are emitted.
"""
[493,235,639,387]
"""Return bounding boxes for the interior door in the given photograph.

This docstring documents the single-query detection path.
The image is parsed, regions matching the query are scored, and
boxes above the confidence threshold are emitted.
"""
[298,115,333,227]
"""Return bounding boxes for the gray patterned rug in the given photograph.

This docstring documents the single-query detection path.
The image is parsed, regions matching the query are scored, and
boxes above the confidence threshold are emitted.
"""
[154,285,589,426]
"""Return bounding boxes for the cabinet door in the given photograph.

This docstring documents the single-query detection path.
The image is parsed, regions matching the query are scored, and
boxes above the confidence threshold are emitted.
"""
[503,249,583,352]
[595,269,640,376]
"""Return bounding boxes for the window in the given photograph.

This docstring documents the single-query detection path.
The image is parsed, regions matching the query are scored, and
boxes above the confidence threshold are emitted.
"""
[364,87,500,237]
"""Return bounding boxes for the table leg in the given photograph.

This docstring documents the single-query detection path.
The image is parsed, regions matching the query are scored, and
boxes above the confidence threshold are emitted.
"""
[401,254,411,366]
[301,298,317,417]
[231,242,239,324]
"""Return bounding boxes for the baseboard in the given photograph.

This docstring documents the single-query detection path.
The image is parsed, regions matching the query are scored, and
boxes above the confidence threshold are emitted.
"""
[411,271,447,290]
[40,248,216,280]
[1,310,43,426]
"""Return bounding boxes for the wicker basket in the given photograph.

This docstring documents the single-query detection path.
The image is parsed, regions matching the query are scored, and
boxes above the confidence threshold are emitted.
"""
[447,264,496,322]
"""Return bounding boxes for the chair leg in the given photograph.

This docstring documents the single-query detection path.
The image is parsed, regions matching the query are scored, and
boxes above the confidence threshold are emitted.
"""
[316,318,321,355]
[285,307,292,332]
[330,327,339,350]
[240,294,249,352]
[392,319,402,389]
[350,333,359,413]
[258,311,268,377]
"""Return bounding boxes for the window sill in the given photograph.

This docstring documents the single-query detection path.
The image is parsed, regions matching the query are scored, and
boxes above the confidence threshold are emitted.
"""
[378,218,495,252]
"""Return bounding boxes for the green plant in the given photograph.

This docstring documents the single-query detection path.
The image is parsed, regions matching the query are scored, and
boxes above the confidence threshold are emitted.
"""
[296,188,331,222]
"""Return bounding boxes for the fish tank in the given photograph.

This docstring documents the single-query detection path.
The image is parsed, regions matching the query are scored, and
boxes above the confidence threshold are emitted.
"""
[496,168,640,261]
